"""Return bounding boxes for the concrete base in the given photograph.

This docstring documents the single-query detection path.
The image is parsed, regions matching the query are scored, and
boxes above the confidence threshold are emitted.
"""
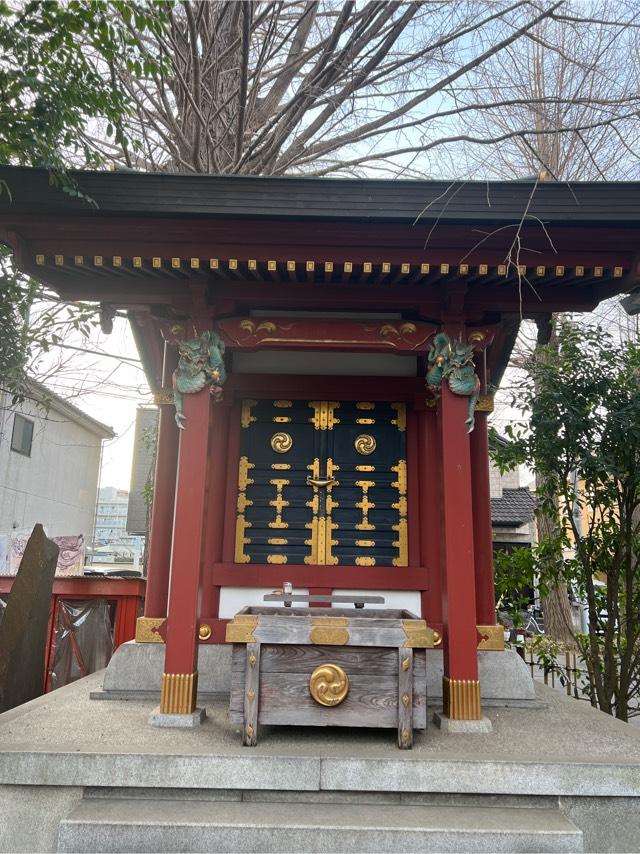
[58,797,583,853]
[432,713,494,733]
[1,674,640,851]
[148,707,206,728]
[93,642,537,706]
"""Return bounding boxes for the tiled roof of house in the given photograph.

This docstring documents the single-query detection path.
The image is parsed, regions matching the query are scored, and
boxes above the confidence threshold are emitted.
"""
[491,488,536,527]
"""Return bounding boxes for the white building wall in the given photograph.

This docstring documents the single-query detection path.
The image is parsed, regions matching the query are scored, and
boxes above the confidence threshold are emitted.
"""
[0,392,105,539]
[489,458,521,498]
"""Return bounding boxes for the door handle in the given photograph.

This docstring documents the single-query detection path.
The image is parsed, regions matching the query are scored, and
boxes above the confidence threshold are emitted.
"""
[306,476,336,488]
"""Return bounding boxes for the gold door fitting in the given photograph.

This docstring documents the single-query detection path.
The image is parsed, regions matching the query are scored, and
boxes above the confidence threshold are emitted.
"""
[307,476,337,488]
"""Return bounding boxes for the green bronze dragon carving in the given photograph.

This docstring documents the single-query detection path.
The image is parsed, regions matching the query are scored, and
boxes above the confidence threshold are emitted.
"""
[426,331,480,432]
[172,330,227,428]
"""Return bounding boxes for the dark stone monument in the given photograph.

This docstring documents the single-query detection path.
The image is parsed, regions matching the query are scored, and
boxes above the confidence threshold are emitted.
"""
[0,524,59,713]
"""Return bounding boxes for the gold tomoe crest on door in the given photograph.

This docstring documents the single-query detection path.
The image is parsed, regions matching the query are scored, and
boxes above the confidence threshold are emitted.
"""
[271,432,293,453]
[355,434,376,455]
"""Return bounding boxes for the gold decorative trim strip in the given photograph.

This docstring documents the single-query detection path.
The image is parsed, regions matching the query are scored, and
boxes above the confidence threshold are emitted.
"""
[135,616,166,643]
[477,624,505,651]
[160,671,197,715]
[33,255,628,283]
[443,677,481,720]
[391,402,406,432]
[310,626,350,645]
[241,399,257,428]
[225,614,258,643]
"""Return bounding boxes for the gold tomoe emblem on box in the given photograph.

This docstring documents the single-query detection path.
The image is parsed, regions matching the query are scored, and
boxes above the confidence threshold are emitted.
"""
[355,434,376,455]
[309,664,349,707]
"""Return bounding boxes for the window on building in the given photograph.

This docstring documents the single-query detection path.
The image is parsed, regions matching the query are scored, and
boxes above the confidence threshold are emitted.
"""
[11,414,34,457]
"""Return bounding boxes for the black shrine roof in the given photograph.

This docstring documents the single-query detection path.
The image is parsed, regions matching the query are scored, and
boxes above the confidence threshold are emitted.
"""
[2,165,640,225]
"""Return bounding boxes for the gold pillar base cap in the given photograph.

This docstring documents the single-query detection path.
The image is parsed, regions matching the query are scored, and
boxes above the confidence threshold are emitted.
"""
[442,676,482,720]
[159,671,198,715]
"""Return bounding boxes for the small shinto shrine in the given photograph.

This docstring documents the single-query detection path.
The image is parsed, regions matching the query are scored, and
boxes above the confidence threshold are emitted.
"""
[1,166,636,728]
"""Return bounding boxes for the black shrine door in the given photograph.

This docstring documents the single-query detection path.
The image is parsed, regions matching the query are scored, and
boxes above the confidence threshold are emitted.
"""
[234,399,407,567]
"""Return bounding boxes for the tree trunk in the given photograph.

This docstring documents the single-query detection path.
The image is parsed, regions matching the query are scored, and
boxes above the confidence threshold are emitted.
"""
[535,316,577,649]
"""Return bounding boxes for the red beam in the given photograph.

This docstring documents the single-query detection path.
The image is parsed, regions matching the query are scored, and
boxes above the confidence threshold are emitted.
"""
[210,563,428,590]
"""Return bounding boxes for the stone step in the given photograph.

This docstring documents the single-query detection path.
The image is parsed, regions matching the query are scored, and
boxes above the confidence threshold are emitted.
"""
[58,796,583,853]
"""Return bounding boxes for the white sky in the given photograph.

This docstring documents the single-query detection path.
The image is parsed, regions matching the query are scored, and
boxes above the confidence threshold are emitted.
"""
[38,315,152,490]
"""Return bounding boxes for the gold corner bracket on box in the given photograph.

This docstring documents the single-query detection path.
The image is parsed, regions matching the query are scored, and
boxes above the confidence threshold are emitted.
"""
[443,677,482,720]
[135,616,166,643]
[477,624,505,651]
[159,671,198,715]
[402,619,437,648]
[225,614,258,643]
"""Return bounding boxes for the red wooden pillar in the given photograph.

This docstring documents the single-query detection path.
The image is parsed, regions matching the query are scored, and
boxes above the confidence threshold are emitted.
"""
[159,389,211,715]
[142,399,179,620]
[438,383,481,720]
[141,344,179,624]
[418,409,442,630]
[201,403,231,624]
[470,409,496,626]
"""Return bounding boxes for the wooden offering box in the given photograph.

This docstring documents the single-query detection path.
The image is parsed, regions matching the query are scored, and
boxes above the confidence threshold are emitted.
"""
[226,606,436,749]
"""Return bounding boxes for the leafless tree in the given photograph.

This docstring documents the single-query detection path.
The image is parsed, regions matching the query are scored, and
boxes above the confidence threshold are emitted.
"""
[82,0,640,179]
[467,8,640,645]
[456,1,640,180]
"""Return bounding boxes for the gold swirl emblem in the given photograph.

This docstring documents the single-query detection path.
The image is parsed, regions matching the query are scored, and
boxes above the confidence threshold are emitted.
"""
[354,434,376,455]
[309,663,349,707]
[271,432,292,453]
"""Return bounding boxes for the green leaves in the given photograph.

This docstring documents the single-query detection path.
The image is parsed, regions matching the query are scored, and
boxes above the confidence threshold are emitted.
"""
[0,1,169,175]
[0,1,169,397]
[493,320,640,719]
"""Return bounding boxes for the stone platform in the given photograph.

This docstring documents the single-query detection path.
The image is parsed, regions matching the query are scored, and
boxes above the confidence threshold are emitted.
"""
[92,641,539,707]
[1,673,640,852]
